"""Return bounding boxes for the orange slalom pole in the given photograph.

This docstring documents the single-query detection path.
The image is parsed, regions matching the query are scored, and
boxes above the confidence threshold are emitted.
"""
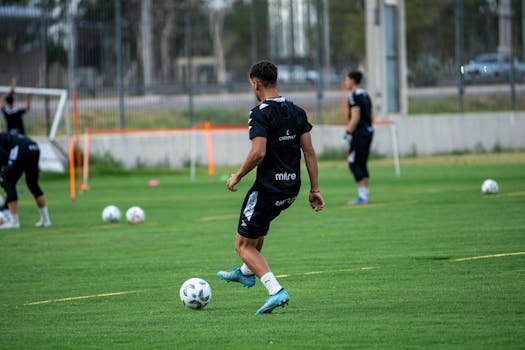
[68,135,76,200]
[341,79,349,125]
[73,91,83,191]
[204,121,215,176]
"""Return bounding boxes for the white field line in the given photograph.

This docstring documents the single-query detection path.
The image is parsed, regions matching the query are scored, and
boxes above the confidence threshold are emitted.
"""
[276,266,376,278]
[25,290,140,306]
[450,252,525,262]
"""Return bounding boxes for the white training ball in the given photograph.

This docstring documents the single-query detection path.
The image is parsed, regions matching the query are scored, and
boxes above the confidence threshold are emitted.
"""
[179,278,212,309]
[126,206,145,224]
[102,205,121,223]
[481,179,499,194]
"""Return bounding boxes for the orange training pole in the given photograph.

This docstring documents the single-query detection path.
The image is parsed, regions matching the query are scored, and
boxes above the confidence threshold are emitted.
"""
[341,79,349,125]
[204,121,215,176]
[73,91,83,191]
[68,135,76,200]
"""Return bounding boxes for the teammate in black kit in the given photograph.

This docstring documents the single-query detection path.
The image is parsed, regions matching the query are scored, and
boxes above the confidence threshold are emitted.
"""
[217,60,325,315]
[0,132,51,229]
[344,71,374,205]
[1,87,30,135]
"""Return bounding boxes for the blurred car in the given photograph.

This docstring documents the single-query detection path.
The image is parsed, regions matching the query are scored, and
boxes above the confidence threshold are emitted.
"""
[277,65,307,83]
[305,68,341,85]
[461,53,525,83]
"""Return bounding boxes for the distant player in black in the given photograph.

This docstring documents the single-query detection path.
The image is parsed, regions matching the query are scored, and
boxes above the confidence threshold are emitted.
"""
[217,60,325,315]
[0,132,51,229]
[345,70,374,205]
[1,87,30,135]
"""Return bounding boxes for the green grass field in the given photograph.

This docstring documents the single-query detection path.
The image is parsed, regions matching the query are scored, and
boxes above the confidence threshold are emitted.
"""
[1,152,524,349]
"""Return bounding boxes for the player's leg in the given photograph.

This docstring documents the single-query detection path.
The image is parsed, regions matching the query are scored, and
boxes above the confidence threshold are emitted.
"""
[348,137,369,205]
[24,151,51,227]
[0,166,23,228]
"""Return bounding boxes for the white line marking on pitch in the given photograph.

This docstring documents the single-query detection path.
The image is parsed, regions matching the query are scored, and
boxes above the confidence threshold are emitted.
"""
[276,266,376,278]
[25,290,140,306]
[450,252,525,262]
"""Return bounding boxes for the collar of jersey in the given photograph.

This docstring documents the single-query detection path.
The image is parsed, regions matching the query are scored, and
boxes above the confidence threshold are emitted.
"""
[259,96,285,109]
[3,106,20,113]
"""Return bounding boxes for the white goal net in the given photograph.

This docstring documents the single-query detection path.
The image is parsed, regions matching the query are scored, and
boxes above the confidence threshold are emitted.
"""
[0,86,68,172]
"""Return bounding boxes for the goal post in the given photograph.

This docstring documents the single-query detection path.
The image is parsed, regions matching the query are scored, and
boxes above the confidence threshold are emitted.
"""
[0,86,68,140]
[0,86,68,173]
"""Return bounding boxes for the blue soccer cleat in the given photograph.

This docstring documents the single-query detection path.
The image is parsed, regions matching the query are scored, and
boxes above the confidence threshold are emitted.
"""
[217,268,256,288]
[347,197,369,206]
[255,289,290,315]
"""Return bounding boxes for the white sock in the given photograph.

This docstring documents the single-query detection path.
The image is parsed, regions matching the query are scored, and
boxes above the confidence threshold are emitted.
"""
[10,213,19,225]
[358,186,368,200]
[260,272,282,295]
[39,207,51,223]
[240,263,254,276]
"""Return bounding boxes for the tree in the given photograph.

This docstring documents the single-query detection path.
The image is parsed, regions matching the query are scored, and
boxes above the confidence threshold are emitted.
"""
[206,0,233,84]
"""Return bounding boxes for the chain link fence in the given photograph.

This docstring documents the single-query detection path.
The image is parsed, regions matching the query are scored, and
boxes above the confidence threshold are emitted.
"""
[1,0,524,137]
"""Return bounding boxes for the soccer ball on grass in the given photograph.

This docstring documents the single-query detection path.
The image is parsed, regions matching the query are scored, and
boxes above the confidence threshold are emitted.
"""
[179,278,212,309]
[481,179,498,194]
[126,206,145,224]
[102,205,121,223]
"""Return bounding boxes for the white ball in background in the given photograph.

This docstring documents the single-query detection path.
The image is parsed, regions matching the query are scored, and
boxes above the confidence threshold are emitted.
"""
[126,206,145,224]
[481,179,499,194]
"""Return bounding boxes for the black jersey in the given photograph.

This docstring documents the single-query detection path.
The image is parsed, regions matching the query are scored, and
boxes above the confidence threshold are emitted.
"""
[0,132,38,167]
[1,106,26,135]
[348,89,373,131]
[248,97,312,194]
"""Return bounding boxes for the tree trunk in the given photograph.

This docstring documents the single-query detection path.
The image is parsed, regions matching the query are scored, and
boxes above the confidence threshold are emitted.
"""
[161,2,176,84]
[210,10,227,85]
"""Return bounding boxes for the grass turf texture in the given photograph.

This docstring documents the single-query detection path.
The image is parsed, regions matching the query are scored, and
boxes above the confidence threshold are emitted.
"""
[0,152,524,349]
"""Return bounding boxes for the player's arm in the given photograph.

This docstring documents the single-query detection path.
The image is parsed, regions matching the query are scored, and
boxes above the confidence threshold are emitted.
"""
[346,106,360,134]
[226,136,266,192]
[300,132,325,212]
[0,88,13,108]
[25,94,31,112]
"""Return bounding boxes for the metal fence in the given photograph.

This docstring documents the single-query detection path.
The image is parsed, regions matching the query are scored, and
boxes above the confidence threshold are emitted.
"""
[0,0,524,137]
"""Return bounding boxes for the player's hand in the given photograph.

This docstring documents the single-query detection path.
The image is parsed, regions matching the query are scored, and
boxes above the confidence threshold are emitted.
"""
[341,132,351,150]
[226,173,241,192]
[309,191,325,212]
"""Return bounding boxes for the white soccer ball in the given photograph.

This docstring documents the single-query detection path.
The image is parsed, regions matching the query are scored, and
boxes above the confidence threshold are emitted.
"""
[126,206,145,224]
[102,205,121,223]
[481,179,499,194]
[179,278,212,309]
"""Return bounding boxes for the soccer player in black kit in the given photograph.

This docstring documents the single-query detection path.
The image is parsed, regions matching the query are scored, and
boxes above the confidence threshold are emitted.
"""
[0,132,51,229]
[1,88,30,135]
[217,61,325,315]
[344,71,374,205]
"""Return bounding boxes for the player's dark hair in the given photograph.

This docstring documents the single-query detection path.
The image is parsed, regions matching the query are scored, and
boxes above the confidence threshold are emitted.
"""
[347,71,363,84]
[249,60,277,87]
[5,95,14,105]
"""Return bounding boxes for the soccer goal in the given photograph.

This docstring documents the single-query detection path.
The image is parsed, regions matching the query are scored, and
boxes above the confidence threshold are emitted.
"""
[0,86,68,172]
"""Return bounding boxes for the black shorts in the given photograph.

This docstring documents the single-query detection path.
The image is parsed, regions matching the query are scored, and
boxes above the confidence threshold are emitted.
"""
[237,186,299,239]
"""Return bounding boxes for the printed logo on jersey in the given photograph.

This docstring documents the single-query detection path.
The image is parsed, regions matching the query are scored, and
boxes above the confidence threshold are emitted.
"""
[278,129,296,141]
[275,172,297,181]
[275,196,296,207]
